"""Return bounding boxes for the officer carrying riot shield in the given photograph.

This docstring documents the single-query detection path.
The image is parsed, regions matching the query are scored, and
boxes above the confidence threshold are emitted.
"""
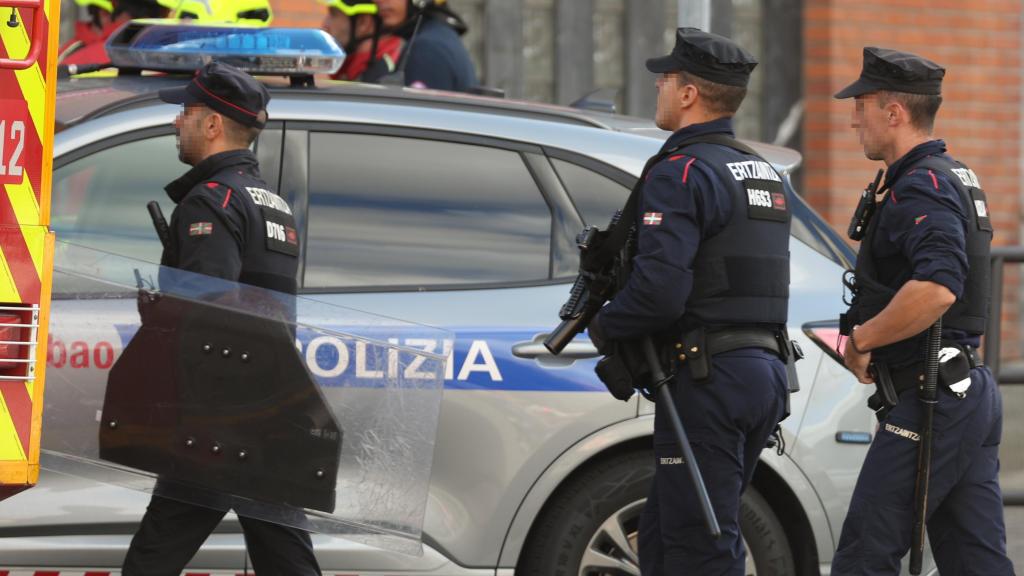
[832,47,1014,575]
[118,61,325,575]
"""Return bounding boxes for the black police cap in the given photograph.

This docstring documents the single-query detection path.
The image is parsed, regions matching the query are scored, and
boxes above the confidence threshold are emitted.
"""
[159,61,271,129]
[646,27,757,88]
[834,47,945,99]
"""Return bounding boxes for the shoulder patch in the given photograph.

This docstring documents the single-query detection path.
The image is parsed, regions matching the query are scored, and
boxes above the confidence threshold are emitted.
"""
[188,222,213,236]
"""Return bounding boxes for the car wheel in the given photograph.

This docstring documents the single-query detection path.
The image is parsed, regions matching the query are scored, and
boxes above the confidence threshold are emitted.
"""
[740,484,796,576]
[517,452,794,576]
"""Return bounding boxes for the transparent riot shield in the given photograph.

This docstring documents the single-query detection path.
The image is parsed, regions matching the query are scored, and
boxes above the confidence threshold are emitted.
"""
[43,242,450,554]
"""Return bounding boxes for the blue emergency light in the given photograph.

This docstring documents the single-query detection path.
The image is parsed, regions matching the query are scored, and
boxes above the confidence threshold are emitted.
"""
[106,20,346,76]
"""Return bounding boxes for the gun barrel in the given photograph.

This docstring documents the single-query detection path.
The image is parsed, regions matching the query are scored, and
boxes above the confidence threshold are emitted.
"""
[544,311,593,355]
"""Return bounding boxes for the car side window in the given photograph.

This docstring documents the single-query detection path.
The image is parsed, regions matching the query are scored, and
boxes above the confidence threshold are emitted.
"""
[304,133,552,290]
[550,158,629,226]
[52,134,180,264]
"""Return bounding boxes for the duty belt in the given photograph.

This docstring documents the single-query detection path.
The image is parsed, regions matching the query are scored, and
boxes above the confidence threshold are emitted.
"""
[678,326,792,382]
[867,342,982,419]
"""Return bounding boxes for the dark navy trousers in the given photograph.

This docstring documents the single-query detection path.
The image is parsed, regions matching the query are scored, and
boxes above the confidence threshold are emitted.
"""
[639,348,788,576]
[123,495,321,576]
[832,366,1015,575]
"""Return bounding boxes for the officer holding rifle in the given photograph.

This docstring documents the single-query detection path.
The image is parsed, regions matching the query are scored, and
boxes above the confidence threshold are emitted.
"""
[574,28,792,575]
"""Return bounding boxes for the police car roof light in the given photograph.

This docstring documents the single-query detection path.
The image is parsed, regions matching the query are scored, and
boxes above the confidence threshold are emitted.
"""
[105,20,346,76]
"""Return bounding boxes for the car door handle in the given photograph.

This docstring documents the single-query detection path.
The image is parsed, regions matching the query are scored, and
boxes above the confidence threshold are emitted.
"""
[512,334,600,362]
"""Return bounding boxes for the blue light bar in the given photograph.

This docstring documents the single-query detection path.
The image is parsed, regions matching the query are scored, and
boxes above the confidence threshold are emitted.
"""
[106,20,346,76]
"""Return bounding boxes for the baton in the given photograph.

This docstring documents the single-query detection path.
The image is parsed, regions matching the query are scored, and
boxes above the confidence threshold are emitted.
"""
[147,201,171,251]
[910,319,941,574]
[641,336,721,539]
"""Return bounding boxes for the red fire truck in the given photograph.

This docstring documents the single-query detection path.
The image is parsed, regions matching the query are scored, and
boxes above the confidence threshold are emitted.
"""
[0,0,58,501]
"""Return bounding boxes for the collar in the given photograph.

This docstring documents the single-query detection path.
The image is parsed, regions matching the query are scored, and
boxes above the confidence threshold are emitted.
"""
[661,117,735,153]
[884,139,947,188]
[165,149,258,203]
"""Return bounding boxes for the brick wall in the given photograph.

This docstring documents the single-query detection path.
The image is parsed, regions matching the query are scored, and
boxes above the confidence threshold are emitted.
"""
[803,0,1022,356]
[268,0,320,28]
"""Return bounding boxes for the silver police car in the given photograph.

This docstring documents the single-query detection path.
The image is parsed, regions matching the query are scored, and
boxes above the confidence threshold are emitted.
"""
[0,65,923,575]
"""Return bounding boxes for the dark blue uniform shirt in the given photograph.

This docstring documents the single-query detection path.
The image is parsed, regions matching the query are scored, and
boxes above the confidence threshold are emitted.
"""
[871,139,975,364]
[403,16,478,92]
[877,140,968,297]
[596,118,737,341]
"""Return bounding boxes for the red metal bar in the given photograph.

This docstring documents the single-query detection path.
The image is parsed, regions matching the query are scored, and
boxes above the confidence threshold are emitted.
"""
[0,0,45,70]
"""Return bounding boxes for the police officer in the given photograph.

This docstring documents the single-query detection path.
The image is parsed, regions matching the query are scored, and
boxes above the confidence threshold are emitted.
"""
[373,0,477,92]
[122,62,318,575]
[587,29,790,575]
[832,47,1014,575]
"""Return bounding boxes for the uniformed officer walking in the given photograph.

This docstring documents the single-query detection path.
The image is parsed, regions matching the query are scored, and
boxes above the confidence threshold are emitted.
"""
[587,29,791,575]
[832,47,1015,575]
[122,62,319,575]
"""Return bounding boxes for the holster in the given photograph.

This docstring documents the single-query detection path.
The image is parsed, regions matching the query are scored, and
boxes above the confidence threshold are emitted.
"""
[866,343,982,421]
[595,352,636,401]
[595,338,675,402]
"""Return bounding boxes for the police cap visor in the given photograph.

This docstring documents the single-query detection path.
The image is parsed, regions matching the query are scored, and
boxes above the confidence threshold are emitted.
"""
[645,27,757,88]
[159,62,270,128]
[834,47,944,99]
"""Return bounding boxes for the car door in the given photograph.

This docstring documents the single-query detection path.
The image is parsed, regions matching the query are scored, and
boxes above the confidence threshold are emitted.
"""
[282,122,640,570]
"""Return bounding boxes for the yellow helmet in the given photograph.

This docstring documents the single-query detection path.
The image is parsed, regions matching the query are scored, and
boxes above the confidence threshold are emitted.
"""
[316,0,377,17]
[73,0,114,14]
[171,0,273,26]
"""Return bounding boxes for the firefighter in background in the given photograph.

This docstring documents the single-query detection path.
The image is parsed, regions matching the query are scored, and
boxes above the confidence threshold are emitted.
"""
[58,0,175,66]
[319,0,402,82]
[373,0,477,92]
[171,0,273,25]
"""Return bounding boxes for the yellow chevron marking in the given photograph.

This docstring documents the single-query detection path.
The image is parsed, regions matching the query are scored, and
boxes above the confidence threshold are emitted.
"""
[7,185,43,277]
[0,16,46,142]
[0,10,45,232]
[0,245,21,303]
[0,391,26,461]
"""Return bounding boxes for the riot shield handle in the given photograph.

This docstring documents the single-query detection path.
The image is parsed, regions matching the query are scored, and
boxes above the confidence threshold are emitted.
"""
[0,0,46,70]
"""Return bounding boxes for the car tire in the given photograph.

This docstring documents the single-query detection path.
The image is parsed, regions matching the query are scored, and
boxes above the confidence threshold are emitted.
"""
[740,484,796,576]
[517,450,652,576]
[517,451,795,576]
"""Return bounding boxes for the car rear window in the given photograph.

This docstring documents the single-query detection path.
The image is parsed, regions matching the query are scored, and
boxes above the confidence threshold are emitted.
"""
[304,132,553,290]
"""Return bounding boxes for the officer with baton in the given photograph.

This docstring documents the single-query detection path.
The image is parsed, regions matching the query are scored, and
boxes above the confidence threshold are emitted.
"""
[580,29,793,575]
[833,47,1013,575]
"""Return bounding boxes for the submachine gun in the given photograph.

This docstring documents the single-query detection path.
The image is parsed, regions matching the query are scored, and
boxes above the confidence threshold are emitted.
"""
[98,202,343,513]
[544,209,722,539]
